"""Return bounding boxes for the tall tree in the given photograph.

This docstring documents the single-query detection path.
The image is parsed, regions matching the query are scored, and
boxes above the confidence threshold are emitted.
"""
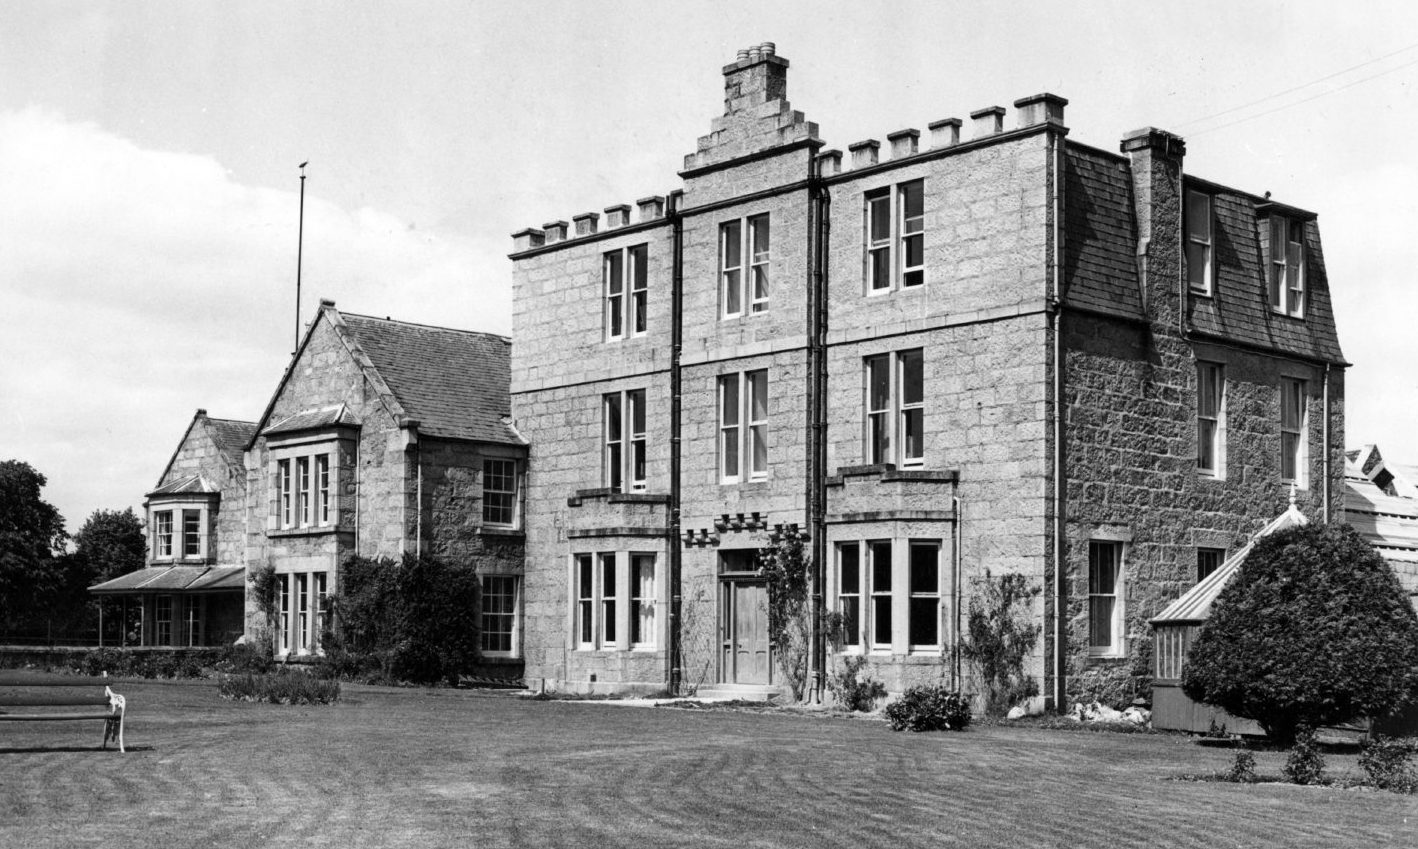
[74,507,147,583]
[0,460,68,634]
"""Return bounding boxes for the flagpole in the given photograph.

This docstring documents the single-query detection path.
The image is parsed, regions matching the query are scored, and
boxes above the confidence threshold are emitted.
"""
[295,161,308,355]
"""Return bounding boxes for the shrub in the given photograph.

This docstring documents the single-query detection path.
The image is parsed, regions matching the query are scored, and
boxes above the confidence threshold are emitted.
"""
[213,642,274,675]
[1283,726,1326,785]
[322,552,480,685]
[218,671,341,705]
[885,685,971,732]
[1359,736,1417,793]
[1220,747,1256,784]
[960,571,1040,716]
[757,536,812,702]
[1182,523,1418,745]
[828,655,887,712]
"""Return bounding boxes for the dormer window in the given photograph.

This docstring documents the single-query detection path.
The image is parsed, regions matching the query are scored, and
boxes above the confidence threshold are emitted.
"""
[1268,216,1305,317]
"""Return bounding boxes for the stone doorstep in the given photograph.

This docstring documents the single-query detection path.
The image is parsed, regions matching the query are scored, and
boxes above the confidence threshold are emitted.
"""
[689,683,784,702]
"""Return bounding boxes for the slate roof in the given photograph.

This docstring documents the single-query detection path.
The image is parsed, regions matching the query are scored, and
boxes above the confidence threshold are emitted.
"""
[206,417,257,467]
[1151,503,1309,625]
[1061,141,1347,366]
[148,474,221,497]
[90,565,245,594]
[339,312,520,444]
[1185,189,1346,364]
[264,404,361,436]
[1062,143,1142,320]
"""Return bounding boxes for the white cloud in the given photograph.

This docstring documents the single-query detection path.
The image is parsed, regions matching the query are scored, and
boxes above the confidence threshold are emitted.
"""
[0,108,508,530]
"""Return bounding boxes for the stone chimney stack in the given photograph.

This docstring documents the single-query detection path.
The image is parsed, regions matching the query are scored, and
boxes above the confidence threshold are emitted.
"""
[1120,127,1187,323]
[723,41,786,116]
[683,43,819,174]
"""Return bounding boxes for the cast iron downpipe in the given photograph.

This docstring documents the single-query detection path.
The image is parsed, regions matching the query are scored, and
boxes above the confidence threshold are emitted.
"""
[1049,129,1068,713]
[668,189,685,695]
[806,158,829,704]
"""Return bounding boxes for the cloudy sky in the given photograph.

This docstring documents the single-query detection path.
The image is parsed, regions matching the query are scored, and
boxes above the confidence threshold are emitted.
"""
[2,1,1415,531]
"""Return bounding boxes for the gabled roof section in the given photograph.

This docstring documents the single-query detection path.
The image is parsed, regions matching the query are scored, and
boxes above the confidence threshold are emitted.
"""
[154,409,256,491]
[1151,500,1310,625]
[148,474,221,498]
[264,403,361,437]
[340,311,521,445]
[206,416,257,467]
[249,301,522,447]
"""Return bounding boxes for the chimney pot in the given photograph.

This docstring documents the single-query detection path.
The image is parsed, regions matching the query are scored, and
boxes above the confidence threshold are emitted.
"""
[572,212,599,236]
[748,47,761,62]
[848,139,880,170]
[604,204,632,228]
[971,106,1006,138]
[736,49,750,62]
[816,149,843,176]
[928,118,962,149]
[1013,93,1068,129]
[511,227,546,252]
[760,42,776,56]
[887,128,920,159]
[319,298,336,308]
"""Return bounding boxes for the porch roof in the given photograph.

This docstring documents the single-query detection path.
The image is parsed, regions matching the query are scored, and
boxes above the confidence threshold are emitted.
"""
[1150,503,1309,626]
[89,565,245,595]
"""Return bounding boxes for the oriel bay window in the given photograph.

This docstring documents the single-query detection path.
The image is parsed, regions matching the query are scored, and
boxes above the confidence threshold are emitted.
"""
[275,451,334,530]
[574,552,658,650]
[834,539,944,653]
[866,349,924,467]
[720,214,770,317]
[154,510,174,559]
[866,179,924,293]
[1281,378,1308,485]
[151,506,207,561]
[603,389,647,492]
[604,244,649,340]
[718,370,768,482]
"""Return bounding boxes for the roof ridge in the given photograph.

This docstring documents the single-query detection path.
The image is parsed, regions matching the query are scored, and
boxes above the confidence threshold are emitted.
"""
[341,311,511,341]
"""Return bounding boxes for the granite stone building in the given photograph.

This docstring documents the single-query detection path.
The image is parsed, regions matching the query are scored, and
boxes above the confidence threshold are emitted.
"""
[242,300,527,664]
[90,410,255,647]
[508,45,1346,707]
[92,302,527,673]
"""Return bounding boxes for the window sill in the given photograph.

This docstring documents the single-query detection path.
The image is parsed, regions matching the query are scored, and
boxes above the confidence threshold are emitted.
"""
[720,478,772,489]
[1087,650,1127,661]
[478,526,525,538]
[267,526,343,539]
[1280,480,1309,491]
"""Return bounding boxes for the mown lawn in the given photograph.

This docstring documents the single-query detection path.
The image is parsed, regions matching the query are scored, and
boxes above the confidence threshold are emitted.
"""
[1,679,1414,848]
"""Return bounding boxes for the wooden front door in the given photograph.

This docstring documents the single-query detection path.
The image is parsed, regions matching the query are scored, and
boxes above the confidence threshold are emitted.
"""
[721,580,771,684]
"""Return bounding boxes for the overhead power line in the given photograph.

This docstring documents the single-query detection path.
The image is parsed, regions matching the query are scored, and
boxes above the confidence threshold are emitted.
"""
[1177,41,1418,135]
